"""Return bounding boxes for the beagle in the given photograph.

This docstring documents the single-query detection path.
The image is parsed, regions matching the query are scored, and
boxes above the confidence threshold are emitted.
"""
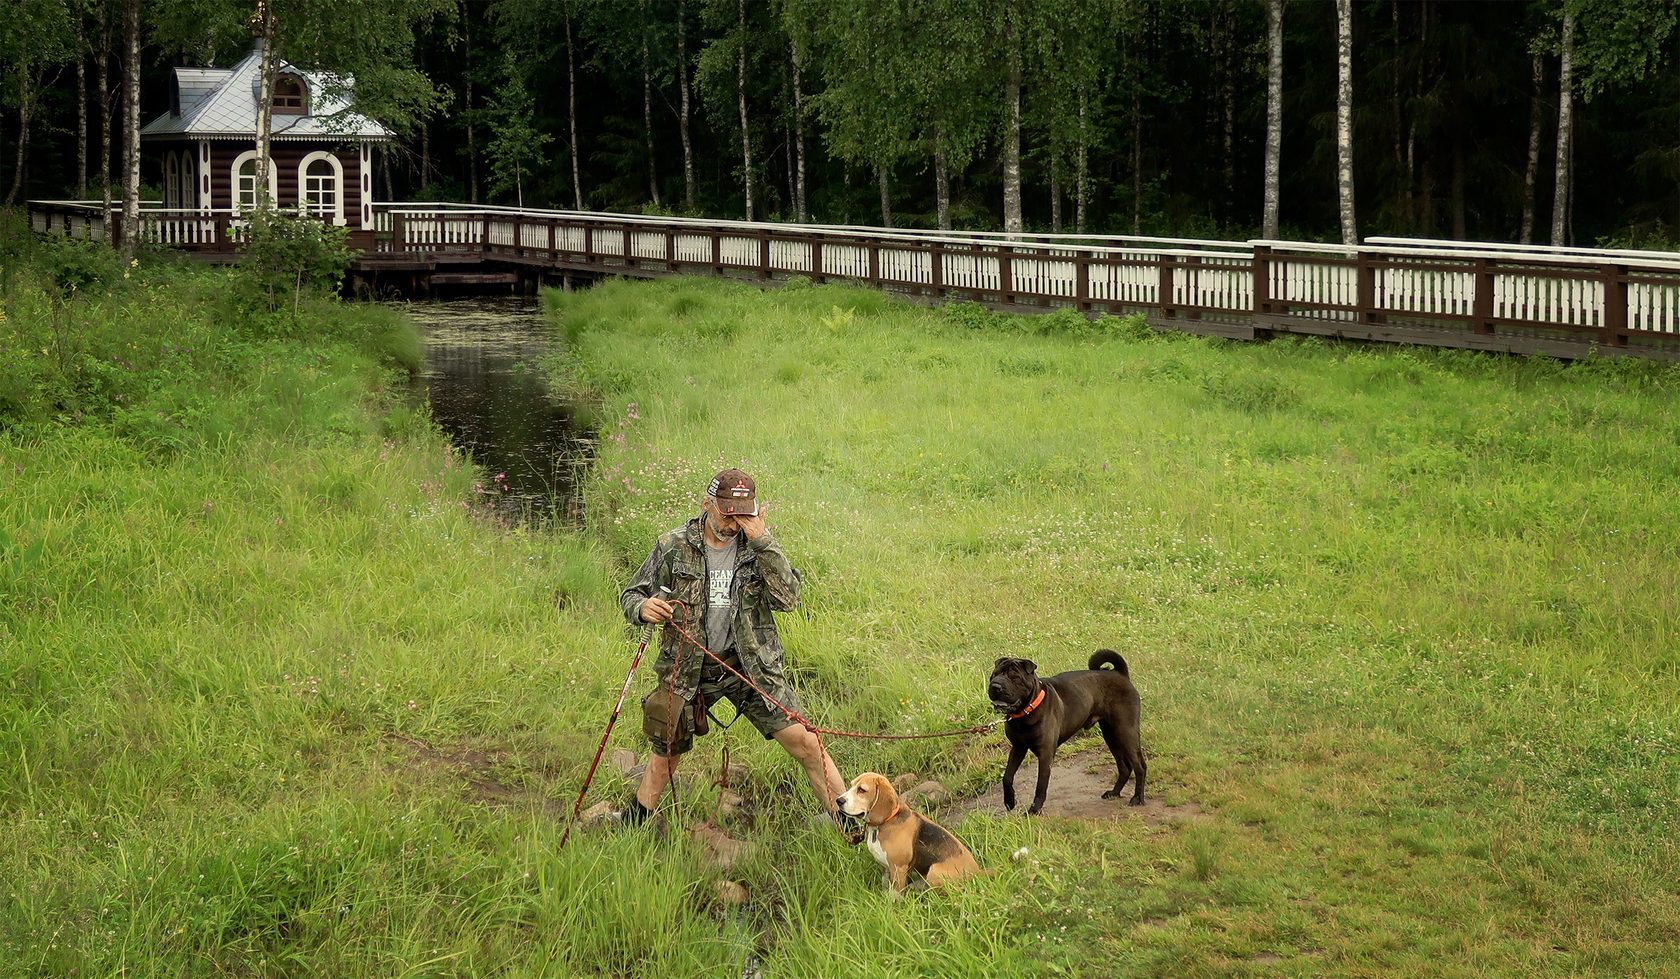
[835,772,979,894]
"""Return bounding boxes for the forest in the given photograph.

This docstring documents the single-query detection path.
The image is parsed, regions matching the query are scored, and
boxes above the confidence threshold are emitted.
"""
[2,0,1677,247]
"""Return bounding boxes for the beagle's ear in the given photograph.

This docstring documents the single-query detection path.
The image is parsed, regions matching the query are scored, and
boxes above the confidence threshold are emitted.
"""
[866,775,897,823]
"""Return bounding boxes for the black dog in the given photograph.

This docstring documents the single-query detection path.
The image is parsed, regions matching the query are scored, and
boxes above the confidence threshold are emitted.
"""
[988,650,1145,814]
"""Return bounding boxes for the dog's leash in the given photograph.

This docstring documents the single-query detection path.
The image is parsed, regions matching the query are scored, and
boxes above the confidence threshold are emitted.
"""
[659,601,997,841]
[664,601,1000,743]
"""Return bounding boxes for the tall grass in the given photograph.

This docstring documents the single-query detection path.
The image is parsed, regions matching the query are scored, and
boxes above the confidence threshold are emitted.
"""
[4,247,1678,976]
[547,276,1680,975]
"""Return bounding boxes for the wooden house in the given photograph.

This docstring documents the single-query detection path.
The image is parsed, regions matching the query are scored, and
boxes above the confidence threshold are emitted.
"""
[140,44,392,231]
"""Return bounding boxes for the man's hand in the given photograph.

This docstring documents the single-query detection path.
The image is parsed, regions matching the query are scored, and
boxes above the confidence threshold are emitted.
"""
[735,505,768,542]
[639,596,674,623]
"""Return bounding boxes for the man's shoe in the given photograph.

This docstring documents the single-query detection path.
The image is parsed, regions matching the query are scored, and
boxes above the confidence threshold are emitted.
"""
[593,798,652,828]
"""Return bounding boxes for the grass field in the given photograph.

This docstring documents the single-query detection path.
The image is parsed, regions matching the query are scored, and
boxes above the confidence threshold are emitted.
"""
[3,250,1678,976]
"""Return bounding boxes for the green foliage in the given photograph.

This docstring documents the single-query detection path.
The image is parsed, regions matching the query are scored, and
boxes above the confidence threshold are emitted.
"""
[236,207,354,317]
[486,54,554,207]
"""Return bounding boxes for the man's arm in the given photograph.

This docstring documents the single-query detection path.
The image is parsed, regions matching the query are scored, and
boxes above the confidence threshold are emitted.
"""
[620,539,668,625]
[747,530,801,611]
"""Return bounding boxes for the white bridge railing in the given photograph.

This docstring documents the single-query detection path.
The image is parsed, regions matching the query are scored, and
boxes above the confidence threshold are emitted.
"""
[31,198,1680,353]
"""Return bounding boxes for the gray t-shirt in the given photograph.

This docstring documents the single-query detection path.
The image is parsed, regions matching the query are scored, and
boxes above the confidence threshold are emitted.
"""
[703,537,740,654]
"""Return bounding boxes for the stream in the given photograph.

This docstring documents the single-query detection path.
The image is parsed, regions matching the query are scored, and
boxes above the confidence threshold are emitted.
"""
[403,297,591,527]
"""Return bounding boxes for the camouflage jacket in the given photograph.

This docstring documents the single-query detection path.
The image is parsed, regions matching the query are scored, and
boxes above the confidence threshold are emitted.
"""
[619,516,802,702]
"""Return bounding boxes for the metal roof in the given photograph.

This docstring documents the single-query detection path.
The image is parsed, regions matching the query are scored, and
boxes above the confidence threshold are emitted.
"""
[142,46,393,141]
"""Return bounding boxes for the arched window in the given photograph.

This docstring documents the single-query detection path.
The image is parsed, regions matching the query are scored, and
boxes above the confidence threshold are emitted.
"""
[298,151,345,225]
[274,74,308,115]
[179,154,196,211]
[164,152,180,208]
[231,150,278,211]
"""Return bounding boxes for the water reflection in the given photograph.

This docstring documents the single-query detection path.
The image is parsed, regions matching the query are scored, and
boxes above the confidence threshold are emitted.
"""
[405,297,590,527]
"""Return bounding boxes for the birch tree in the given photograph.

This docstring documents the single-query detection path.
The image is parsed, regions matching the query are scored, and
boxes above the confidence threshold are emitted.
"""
[677,0,694,211]
[1335,0,1357,245]
[1000,5,1023,234]
[640,0,659,207]
[1262,0,1283,238]
[2,0,75,207]
[1550,7,1574,245]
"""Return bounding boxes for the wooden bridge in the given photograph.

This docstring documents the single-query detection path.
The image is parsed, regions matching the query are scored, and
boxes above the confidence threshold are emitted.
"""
[28,199,1680,361]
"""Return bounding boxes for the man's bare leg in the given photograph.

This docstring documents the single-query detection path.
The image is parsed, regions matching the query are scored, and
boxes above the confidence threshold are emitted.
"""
[635,753,679,810]
[773,725,845,816]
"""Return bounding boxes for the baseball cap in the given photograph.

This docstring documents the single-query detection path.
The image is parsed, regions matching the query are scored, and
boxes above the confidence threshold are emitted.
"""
[707,468,758,516]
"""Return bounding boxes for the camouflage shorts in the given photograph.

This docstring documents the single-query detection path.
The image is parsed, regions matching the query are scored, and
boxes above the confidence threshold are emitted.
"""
[642,660,803,758]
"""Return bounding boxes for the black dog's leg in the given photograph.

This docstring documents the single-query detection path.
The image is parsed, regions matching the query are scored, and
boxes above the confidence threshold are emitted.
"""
[1029,743,1054,815]
[1098,719,1133,801]
[1001,743,1027,811]
[1099,717,1147,805]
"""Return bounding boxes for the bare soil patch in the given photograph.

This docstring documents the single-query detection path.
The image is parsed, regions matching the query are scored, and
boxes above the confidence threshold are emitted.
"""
[956,749,1207,825]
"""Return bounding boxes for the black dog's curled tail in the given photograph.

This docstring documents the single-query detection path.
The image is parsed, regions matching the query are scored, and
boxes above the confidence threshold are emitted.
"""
[1089,649,1128,675]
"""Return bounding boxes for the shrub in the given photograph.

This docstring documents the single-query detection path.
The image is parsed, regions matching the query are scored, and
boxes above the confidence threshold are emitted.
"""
[235,207,352,317]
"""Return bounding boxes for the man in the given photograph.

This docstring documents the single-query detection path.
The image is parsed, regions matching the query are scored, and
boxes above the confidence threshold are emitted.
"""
[612,468,845,827]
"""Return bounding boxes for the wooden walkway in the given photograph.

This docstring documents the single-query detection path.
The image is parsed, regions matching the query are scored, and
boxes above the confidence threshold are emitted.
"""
[28,200,1680,361]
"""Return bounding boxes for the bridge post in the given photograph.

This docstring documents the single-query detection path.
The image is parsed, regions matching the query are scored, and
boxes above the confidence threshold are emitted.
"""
[811,239,825,283]
[584,225,595,267]
[1157,254,1175,319]
[998,250,1012,307]
[759,231,771,280]
[1252,245,1270,317]
[1473,258,1495,334]
[711,234,722,275]
[1357,251,1379,325]
[932,245,945,299]
[391,213,405,254]
[548,220,556,262]
[666,228,677,272]
[868,240,880,285]
[1075,250,1090,312]
[1604,264,1629,346]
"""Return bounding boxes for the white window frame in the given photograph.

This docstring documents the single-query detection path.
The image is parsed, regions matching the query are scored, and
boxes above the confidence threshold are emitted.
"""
[164,152,180,208]
[178,153,196,212]
[297,151,346,225]
[231,149,279,212]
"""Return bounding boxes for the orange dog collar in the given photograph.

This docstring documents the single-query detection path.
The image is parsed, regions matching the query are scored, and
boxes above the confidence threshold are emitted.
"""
[1008,687,1046,720]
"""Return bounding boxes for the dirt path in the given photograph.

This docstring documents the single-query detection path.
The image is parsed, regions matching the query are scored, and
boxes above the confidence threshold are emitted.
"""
[955,749,1205,825]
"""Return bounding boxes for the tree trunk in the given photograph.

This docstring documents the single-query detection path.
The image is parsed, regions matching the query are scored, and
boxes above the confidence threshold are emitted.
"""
[1001,14,1023,234]
[876,165,892,228]
[1334,0,1357,245]
[1390,0,1405,234]
[1520,53,1543,243]
[1131,81,1142,235]
[1049,161,1062,233]
[566,8,583,210]
[792,37,806,222]
[465,15,478,204]
[6,74,34,208]
[256,29,275,205]
[1219,0,1235,224]
[1262,0,1283,239]
[98,13,112,222]
[678,0,695,211]
[420,122,430,192]
[76,15,88,197]
[1550,9,1574,247]
[641,0,660,207]
[735,0,753,221]
[934,127,950,230]
[121,0,141,259]
[1076,93,1089,235]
